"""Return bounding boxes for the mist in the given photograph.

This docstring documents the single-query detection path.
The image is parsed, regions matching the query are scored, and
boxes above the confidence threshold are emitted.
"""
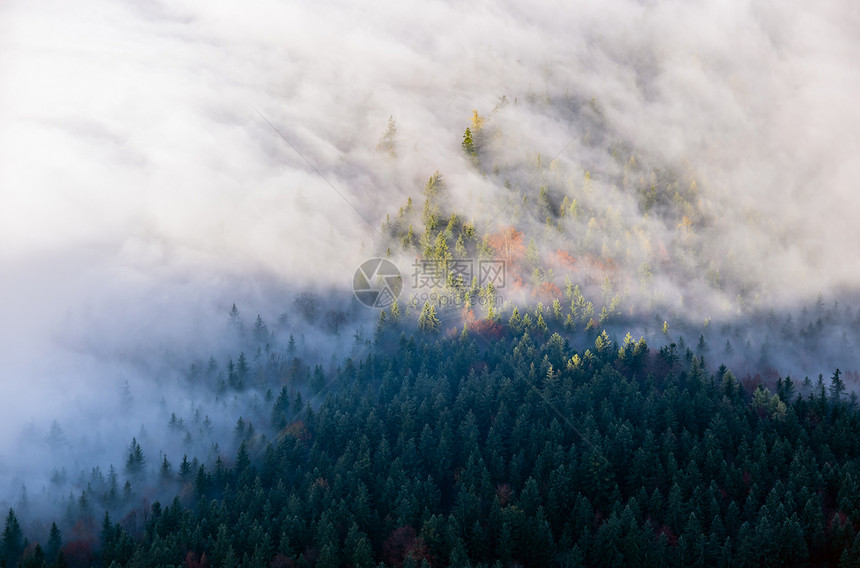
[1,0,859,532]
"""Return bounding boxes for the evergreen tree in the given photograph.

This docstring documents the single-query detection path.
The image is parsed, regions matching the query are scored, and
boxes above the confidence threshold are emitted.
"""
[377,115,398,157]
[830,368,845,403]
[462,128,476,157]
[46,522,62,561]
[417,302,441,333]
[253,315,269,344]
[124,438,145,476]
[1,508,24,567]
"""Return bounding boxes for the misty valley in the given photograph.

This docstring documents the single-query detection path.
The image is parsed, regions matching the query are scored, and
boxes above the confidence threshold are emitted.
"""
[3,1,860,566]
[4,98,860,567]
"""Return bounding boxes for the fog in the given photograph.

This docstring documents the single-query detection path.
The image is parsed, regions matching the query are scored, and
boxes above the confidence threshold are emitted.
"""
[1,0,858,526]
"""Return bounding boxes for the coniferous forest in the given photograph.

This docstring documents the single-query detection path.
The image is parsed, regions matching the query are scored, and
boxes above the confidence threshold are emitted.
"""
[4,1,860,567]
[5,99,860,567]
[6,320,860,567]
[5,98,860,567]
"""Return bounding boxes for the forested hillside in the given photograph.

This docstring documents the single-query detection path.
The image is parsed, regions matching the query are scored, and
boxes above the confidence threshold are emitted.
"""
[3,93,860,567]
[374,99,860,378]
[5,317,860,566]
[4,1,860,564]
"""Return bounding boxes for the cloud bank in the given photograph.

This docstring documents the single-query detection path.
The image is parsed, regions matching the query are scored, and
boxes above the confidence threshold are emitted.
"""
[1,0,858,513]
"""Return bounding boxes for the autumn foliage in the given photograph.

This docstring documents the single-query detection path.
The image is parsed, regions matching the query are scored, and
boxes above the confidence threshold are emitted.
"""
[486,227,525,265]
[382,526,432,568]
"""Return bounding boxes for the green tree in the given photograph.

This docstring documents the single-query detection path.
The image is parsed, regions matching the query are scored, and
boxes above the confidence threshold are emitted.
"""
[417,302,441,333]
[45,522,62,561]
[462,128,476,158]
[422,172,444,230]
[830,368,845,403]
[124,438,145,476]
[1,509,24,567]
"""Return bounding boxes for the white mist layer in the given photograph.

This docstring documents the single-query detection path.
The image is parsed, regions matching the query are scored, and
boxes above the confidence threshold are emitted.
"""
[1,0,859,509]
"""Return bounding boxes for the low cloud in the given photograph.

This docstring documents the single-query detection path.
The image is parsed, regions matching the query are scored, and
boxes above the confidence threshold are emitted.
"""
[1,0,858,515]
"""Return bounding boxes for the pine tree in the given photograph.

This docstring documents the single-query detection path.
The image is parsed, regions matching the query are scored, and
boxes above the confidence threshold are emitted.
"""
[422,172,444,230]
[160,456,172,481]
[830,368,845,403]
[462,128,476,157]
[124,438,145,476]
[46,522,62,561]
[236,352,249,388]
[1,508,24,567]
[21,543,45,568]
[101,511,114,557]
[377,116,398,157]
[468,108,483,130]
[253,315,269,344]
[228,303,243,338]
[179,454,192,481]
[417,302,441,333]
[235,442,251,474]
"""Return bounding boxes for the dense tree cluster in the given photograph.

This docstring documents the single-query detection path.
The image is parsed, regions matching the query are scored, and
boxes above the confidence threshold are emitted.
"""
[7,319,860,567]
